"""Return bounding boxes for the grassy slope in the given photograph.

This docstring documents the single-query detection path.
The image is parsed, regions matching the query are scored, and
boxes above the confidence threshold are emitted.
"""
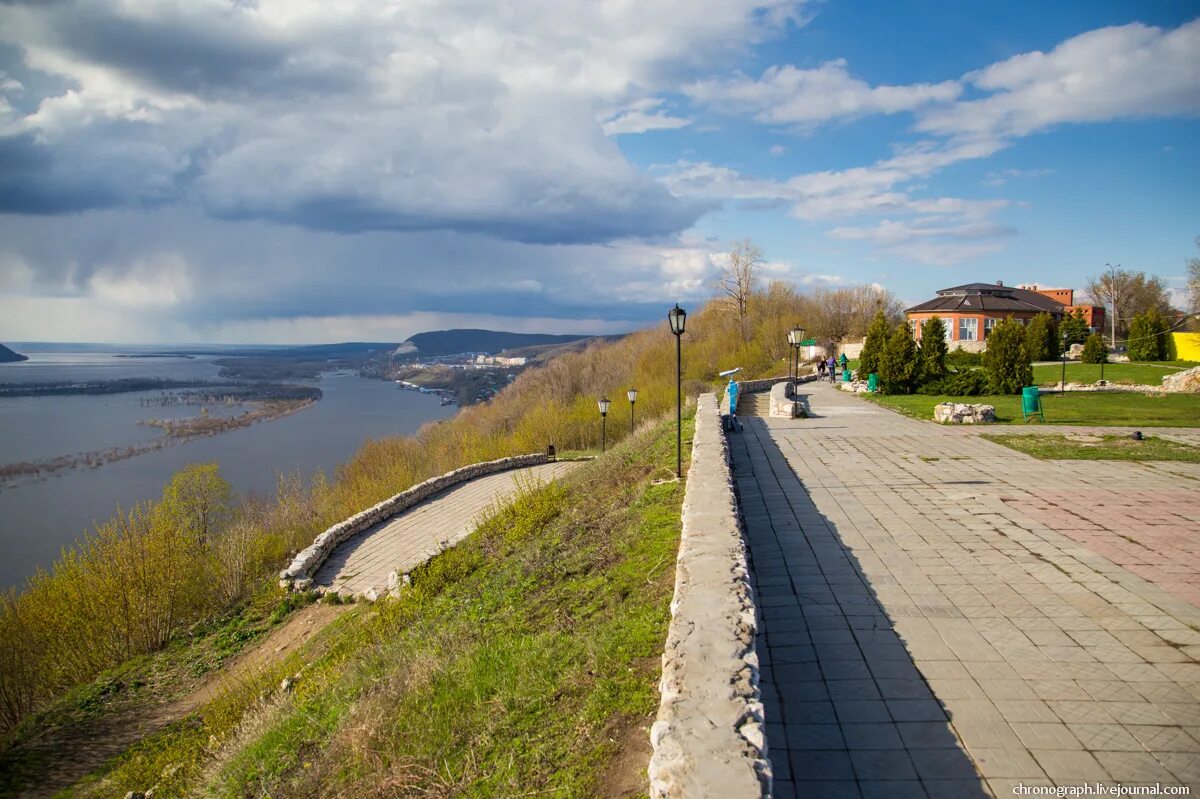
[982,434,1200,462]
[67,414,690,798]
[862,391,1200,427]
[1031,361,1198,387]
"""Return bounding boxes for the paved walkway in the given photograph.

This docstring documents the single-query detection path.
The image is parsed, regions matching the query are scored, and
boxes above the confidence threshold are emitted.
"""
[730,382,1200,798]
[313,462,578,596]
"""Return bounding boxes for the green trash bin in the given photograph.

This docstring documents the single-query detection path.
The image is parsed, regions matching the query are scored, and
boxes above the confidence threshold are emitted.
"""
[1021,385,1044,422]
[868,373,879,392]
[843,368,852,382]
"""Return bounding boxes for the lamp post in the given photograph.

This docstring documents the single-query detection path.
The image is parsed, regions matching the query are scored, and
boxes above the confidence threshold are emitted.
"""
[1060,330,1069,397]
[668,303,687,479]
[627,388,638,434]
[597,397,611,453]
[787,325,806,392]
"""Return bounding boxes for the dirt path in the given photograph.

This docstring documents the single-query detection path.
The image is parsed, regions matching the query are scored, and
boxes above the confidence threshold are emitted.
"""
[13,602,347,797]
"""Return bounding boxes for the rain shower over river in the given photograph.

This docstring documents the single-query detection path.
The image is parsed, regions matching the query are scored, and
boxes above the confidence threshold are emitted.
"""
[0,349,455,589]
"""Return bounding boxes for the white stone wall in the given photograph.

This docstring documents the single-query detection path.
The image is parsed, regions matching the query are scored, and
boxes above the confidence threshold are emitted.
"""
[649,394,770,798]
[279,453,549,590]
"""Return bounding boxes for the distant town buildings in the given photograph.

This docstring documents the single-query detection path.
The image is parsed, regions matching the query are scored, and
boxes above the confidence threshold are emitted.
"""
[474,354,527,367]
[905,281,1106,348]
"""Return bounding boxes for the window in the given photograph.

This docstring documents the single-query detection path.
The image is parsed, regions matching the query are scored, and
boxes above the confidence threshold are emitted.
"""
[958,317,978,341]
[983,317,998,338]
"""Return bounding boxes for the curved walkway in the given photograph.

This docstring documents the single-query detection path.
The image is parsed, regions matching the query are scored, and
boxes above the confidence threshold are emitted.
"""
[732,381,1199,798]
[313,461,579,596]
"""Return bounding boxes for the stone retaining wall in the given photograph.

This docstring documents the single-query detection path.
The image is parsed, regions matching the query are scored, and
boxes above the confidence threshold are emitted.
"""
[279,453,549,591]
[649,393,769,798]
[735,375,790,394]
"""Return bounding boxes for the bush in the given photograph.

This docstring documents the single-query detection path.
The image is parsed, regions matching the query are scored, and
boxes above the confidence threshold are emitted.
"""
[946,347,982,367]
[1081,333,1109,364]
[1024,312,1059,361]
[859,310,891,377]
[878,323,920,394]
[918,317,949,382]
[1126,311,1168,361]
[916,368,989,397]
[982,318,1032,394]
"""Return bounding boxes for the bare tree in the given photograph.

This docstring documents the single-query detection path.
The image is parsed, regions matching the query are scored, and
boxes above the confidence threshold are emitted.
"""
[1188,238,1200,332]
[714,238,761,341]
[1085,265,1172,346]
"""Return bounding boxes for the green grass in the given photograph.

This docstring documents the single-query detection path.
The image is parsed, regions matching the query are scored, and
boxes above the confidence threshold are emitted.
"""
[983,433,1200,462]
[66,414,690,798]
[863,391,1200,427]
[0,587,315,796]
[1031,361,1197,387]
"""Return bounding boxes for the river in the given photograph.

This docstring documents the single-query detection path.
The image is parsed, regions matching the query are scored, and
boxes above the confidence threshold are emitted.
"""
[0,351,456,589]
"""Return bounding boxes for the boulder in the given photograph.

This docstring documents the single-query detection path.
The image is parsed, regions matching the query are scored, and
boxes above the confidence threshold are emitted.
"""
[1163,365,1200,393]
[838,380,871,394]
[933,402,995,424]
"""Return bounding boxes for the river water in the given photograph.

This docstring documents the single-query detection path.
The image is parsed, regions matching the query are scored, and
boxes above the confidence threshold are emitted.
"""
[0,351,455,589]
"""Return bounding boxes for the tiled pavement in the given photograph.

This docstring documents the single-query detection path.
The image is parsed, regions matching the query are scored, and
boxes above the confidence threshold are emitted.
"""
[313,461,578,596]
[729,382,1200,798]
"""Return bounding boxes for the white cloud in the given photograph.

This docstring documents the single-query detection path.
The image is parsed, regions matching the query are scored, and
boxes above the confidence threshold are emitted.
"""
[768,144,786,155]
[685,60,960,128]
[918,19,1200,139]
[0,0,807,242]
[601,98,691,135]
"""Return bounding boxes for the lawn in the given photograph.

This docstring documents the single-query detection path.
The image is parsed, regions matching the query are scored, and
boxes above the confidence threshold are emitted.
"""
[863,391,1200,427]
[982,433,1200,462]
[1031,361,1198,387]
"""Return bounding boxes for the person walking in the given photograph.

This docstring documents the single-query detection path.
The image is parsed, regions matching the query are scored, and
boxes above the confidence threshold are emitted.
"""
[817,358,826,379]
[826,355,837,383]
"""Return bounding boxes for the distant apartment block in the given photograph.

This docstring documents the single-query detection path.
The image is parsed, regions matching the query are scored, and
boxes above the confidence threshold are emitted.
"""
[474,354,528,367]
[905,281,1106,348]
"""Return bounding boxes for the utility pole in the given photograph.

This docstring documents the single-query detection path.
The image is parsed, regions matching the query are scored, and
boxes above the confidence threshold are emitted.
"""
[1105,262,1122,351]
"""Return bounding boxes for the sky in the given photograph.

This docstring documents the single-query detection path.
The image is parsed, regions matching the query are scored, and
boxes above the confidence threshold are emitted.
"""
[0,0,1197,345]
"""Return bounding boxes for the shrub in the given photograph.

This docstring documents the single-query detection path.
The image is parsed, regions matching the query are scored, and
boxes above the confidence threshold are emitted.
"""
[1024,313,1059,361]
[982,318,1032,394]
[918,317,949,382]
[916,368,989,397]
[878,323,921,394]
[859,310,891,376]
[946,347,982,367]
[1126,311,1168,361]
[1081,333,1109,364]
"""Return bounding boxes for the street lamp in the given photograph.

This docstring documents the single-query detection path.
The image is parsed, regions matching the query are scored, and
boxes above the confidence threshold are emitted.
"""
[668,303,687,479]
[627,388,638,434]
[787,325,806,391]
[597,397,611,453]
[1060,329,1070,397]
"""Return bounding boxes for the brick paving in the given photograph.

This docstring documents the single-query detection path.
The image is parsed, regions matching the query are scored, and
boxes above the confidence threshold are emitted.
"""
[313,462,578,596]
[729,382,1200,798]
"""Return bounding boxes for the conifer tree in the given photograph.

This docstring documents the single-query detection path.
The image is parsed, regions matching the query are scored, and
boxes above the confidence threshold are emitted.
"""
[1081,332,1108,364]
[878,322,920,394]
[982,318,1032,394]
[919,316,949,383]
[1126,311,1167,361]
[859,310,891,376]
[1060,308,1090,346]
[1024,312,1059,361]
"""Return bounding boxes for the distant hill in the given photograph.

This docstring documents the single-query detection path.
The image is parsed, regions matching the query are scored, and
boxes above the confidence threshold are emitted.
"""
[0,343,28,363]
[401,329,608,358]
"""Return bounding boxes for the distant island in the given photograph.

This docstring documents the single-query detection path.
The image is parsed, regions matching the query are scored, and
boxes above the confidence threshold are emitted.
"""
[0,343,28,363]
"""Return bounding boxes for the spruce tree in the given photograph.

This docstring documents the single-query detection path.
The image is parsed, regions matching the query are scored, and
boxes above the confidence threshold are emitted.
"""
[878,322,920,394]
[1126,312,1166,361]
[919,316,949,383]
[982,318,1032,394]
[1024,313,1055,361]
[1060,308,1090,346]
[1081,332,1108,364]
[859,310,891,376]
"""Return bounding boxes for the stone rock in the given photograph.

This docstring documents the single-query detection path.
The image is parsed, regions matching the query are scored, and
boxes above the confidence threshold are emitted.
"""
[1163,365,1200,393]
[933,402,996,424]
[838,380,871,394]
[281,676,296,692]
[124,792,145,799]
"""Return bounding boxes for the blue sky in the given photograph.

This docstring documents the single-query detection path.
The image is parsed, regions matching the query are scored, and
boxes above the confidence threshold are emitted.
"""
[0,0,1196,343]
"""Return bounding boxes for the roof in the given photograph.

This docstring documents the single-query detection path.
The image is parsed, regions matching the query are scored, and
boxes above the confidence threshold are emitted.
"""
[905,282,1065,315]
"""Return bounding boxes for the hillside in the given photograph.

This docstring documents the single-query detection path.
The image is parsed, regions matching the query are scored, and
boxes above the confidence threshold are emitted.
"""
[0,343,28,363]
[401,329,605,358]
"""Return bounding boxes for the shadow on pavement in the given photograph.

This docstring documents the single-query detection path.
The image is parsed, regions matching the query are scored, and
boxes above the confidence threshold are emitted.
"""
[730,416,988,799]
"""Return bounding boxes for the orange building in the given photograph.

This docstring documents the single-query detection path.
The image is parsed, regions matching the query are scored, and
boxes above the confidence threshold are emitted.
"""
[906,282,1064,346]
[1017,284,1106,333]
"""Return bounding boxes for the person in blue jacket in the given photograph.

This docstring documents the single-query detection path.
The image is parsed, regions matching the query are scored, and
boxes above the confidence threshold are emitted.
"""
[726,377,740,418]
